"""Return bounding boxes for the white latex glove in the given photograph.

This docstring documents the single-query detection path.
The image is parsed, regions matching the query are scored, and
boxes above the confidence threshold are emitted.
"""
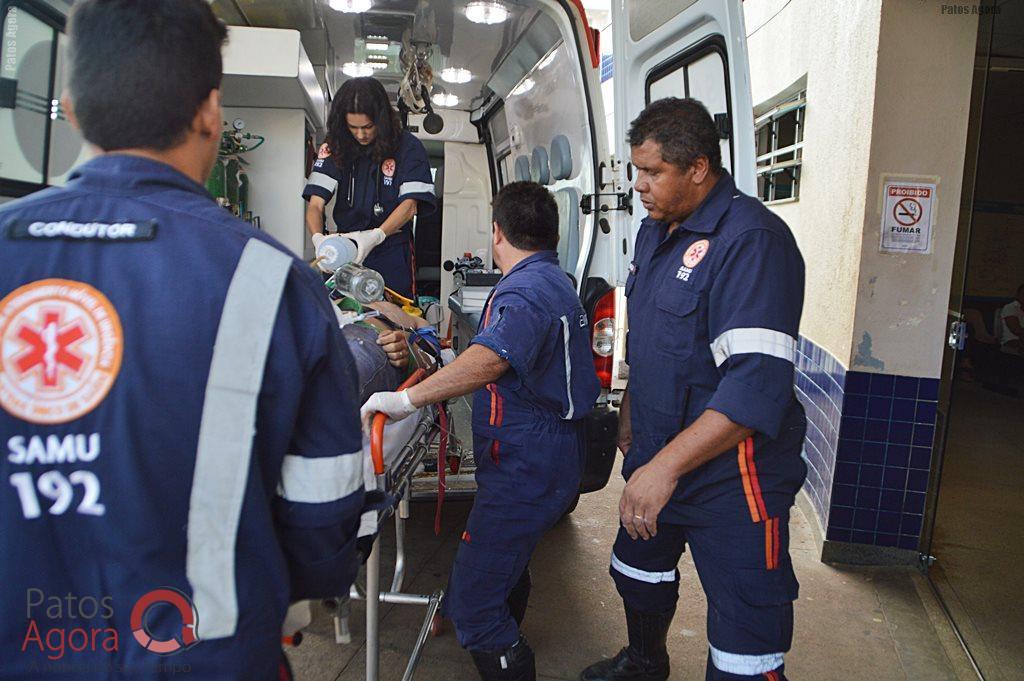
[347,228,386,264]
[348,227,387,261]
[311,232,326,249]
[360,390,416,434]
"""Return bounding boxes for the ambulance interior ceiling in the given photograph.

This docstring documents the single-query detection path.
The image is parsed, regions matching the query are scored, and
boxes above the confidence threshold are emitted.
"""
[211,0,568,114]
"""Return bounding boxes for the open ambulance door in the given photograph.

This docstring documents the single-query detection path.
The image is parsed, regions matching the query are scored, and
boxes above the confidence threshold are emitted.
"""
[609,0,756,282]
[606,0,756,391]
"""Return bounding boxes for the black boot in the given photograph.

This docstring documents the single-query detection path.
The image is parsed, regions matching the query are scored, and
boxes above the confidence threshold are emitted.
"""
[507,567,532,627]
[579,606,674,681]
[470,636,536,681]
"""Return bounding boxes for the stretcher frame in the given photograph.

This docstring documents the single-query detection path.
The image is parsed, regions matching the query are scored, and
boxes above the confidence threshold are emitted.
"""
[337,369,447,681]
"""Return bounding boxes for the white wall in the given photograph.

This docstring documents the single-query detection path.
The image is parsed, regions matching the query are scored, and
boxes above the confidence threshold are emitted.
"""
[745,0,884,368]
[745,0,978,378]
[850,2,977,377]
[221,107,309,257]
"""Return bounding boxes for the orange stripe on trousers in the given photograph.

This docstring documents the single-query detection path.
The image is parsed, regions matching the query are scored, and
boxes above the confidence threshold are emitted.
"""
[773,516,780,569]
[745,437,769,521]
[738,439,761,522]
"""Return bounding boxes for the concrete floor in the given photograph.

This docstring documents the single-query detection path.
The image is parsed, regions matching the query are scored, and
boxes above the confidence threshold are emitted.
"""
[288,461,973,681]
[929,380,1024,680]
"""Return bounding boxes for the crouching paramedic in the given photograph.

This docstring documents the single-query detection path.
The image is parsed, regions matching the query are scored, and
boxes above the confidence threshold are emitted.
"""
[362,182,600,681]
[580,98,807,681]
[0,2,366,678]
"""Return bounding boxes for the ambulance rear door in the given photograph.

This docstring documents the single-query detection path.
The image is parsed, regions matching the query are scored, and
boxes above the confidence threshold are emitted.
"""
[610,0,756,281]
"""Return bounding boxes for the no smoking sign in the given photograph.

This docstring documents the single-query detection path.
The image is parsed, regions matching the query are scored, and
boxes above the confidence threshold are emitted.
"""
[880,180,936,254]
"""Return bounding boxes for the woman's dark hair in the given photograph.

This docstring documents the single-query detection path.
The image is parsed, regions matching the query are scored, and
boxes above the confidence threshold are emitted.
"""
[66,0,227,151]
[492,182,559,251]
[627,97,723,174]
[325,78,403,166]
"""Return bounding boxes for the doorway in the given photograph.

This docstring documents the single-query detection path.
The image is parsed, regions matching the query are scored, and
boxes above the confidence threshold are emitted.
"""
[926,2,1024,677]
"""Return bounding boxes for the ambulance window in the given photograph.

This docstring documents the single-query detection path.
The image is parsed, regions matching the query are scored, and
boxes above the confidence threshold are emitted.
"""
[0,3,81,194]
[1,5,55,186]
[645,42,732,174]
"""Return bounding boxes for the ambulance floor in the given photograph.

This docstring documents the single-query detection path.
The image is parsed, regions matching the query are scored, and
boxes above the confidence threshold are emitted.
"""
[287,460,973,681]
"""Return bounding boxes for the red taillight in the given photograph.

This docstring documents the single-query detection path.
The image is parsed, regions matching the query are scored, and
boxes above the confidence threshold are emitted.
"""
[591,289,616,389]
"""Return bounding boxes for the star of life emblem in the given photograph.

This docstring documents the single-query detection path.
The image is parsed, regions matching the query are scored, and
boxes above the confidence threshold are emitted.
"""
[0,279,123,424]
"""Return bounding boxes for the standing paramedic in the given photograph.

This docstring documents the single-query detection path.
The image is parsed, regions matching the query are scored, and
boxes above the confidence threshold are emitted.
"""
[580,98,807,681]
[0,1,367,678]
[302,77,437,299]
[363,182,600,681]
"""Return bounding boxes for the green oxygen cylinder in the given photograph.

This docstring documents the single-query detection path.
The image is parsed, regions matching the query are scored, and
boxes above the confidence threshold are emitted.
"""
[237,166,250,217]
[225,157,242,212]
[206,158,228,201]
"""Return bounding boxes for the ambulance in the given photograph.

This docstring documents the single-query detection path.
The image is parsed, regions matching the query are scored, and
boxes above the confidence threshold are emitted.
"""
[0,0,755,505]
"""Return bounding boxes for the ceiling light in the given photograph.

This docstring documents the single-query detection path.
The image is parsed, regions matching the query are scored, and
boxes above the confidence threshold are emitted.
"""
[465,1,509,25]
[369,62,388,70]
[440,67,473,84]
[342,62,375,78]
[330,0,372,12]
[432,93,459,107]
[511,78,534,96]
[365,41,390,51]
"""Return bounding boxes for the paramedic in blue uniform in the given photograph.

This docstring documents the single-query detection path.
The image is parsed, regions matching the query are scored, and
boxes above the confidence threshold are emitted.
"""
[580,98,807,681]
[302,77,437,300]
[363,182,600,681]
[0,2,366,678]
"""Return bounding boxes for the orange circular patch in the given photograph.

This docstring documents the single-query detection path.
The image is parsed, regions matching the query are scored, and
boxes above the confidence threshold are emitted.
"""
[0,279,123,425]
[318,143,331,159]
[381,158,396,177]
[683,239,710,268]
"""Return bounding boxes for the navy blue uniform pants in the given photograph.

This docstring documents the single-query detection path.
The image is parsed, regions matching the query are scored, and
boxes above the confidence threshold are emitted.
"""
[610,514,798,680]
[364,239,415,300]
[445,426,584,651]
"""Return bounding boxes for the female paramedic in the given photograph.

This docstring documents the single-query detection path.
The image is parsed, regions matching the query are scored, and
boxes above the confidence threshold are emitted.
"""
[303,77,437,299]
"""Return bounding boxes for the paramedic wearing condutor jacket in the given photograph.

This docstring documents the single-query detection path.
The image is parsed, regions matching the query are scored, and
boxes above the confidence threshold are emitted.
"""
[580,99,807,681]
[0,2,367,678]
[363,182,600,681]
[302,77,437,299]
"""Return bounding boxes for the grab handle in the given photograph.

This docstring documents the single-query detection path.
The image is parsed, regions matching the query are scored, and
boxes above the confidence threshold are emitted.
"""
[370,368,428,475]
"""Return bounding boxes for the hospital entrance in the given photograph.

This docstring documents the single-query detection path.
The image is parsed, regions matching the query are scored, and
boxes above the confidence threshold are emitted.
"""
[923,4,1024,676]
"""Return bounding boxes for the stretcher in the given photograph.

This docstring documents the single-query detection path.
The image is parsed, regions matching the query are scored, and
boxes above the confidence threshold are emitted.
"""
[338,366,467,681]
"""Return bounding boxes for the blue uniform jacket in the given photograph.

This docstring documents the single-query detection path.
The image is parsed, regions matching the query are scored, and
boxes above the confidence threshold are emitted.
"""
[625,173,808,526]
[470,252,600,441]
[301,129,436,250]
[0,156,366,679]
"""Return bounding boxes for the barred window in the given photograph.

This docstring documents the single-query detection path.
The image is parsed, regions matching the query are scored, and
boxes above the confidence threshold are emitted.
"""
[756,92,805,203]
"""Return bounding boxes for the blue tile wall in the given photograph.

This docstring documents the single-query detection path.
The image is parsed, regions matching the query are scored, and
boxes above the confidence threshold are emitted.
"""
[794,337,939,553]
[827,370,939,550]
[794,337,846,530]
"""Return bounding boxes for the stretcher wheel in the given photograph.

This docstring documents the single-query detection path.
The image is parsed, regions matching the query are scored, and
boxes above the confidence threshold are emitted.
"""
[430,613,445,637]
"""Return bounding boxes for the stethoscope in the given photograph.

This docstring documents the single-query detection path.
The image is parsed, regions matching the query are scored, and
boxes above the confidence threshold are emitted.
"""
[346,161,386,219]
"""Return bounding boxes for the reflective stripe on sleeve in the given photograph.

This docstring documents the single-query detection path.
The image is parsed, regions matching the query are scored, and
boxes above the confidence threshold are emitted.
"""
[277,452,363,504]
[610,553,677,584]
[709,645,784,675]
[709,327,797,368]
[398,181,435,196]
[306,171,338,195]
[186,238,291,640]
[560,315,574,420]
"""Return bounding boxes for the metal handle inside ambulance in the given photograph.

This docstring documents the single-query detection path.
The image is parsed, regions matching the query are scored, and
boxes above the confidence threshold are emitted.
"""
[370,368,427,474]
